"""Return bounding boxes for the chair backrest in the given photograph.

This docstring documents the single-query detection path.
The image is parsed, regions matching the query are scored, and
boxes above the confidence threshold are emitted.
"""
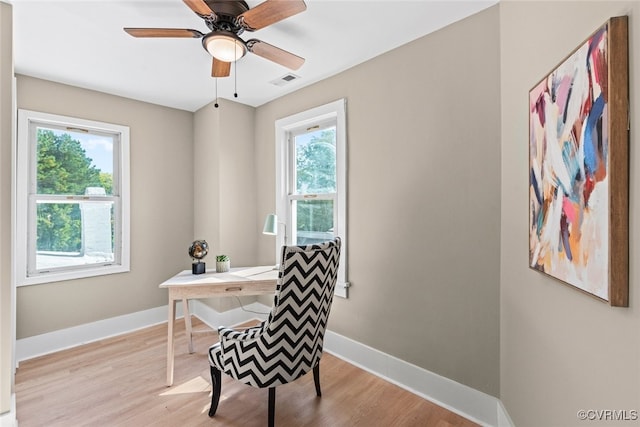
[262,237,341,384]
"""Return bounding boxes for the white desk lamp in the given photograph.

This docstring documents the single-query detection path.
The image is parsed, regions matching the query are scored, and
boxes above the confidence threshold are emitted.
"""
[262,213,278,235]
[263,214,286,269]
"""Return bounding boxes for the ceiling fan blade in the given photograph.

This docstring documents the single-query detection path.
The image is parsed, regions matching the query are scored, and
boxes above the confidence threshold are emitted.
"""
[247,39,304,70]
[239,0,306,31]
[124,28,204,38]
[212,58,231,78]
[183,0,217,19]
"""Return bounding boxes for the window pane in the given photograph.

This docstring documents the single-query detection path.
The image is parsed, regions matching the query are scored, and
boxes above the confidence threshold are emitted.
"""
[295,126,336,194]
[35,201,115,270]
[37,127,114,196]
[294,199,334,245]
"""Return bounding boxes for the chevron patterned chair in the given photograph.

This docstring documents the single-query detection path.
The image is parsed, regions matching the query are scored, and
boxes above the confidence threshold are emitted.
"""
[207,237,341,426]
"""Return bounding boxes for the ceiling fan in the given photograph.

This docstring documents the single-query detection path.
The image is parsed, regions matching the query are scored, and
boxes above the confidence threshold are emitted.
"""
[124,0,306,78]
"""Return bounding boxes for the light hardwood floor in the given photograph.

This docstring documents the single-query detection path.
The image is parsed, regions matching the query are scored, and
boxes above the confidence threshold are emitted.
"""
[15,318,479,427]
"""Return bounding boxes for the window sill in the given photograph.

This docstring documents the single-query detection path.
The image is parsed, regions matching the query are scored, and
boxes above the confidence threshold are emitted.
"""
[17,264,130,287]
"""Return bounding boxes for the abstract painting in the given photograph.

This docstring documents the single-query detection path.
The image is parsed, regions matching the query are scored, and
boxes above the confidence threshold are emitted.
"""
[529,17,629,306]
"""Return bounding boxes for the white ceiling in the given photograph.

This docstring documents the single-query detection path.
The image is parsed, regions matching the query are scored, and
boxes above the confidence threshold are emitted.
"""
[12,0,498,112]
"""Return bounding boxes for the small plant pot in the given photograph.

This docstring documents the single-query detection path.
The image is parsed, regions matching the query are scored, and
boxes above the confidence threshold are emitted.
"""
[216,260,230,273]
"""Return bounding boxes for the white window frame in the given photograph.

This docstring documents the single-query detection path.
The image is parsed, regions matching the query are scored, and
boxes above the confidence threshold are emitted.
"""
[16,109,130,286]
[275,99,348,298]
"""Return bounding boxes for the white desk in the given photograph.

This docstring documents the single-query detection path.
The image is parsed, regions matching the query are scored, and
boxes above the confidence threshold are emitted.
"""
[159,266,278,386]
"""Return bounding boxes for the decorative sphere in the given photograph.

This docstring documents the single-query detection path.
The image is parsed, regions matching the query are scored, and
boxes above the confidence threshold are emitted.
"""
[188,240,209,260]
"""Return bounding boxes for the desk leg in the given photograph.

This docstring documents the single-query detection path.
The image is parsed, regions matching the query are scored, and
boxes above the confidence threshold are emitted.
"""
[167,297,177,387]
[182,299,194,353]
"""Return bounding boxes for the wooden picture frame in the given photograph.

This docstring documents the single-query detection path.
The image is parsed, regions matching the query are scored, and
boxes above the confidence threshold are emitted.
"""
[528,16,629,306]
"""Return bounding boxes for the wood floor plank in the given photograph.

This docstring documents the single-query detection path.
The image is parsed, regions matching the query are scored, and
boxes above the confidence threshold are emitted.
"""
[15,318,479,427]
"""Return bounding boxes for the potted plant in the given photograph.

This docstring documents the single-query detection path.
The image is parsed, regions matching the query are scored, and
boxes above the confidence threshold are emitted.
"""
[216,255,230,273]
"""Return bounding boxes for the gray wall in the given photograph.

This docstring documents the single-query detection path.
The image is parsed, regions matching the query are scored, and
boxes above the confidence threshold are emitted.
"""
[0,1,13,415]
[255,6,502,396]
[500,1,640,425]
[193,98,259,312]
[15,76,194,338]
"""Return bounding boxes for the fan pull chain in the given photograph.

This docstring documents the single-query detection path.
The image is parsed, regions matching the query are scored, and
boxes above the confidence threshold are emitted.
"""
[234,44,238,98]
[214,78,219,108]
[234,62,238,98]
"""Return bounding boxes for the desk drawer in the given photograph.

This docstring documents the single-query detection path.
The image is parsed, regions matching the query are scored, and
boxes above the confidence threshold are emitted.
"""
[169,282,276,300]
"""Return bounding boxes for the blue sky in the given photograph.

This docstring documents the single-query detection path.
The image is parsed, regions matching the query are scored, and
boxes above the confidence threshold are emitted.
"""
[54,129,113,174]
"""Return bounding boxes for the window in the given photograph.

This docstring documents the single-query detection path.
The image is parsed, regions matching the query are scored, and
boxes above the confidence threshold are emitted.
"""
[275,99,348,297]
[16,110,130,285]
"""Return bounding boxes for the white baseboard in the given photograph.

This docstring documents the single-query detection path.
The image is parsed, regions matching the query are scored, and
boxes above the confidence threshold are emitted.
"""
[322,326,506,427]
[0,393,17,427]
[14,300,267,363]
[191,299,270,330]
[14,301,513,427]
[15,305,184,363]
[497,399,516,427]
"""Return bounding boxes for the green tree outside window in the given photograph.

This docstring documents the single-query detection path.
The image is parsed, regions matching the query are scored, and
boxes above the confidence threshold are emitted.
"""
[36,129,112,252]
[295,128,336,238]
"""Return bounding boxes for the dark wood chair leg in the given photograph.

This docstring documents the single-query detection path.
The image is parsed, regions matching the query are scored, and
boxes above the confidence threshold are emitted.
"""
[268,387,276,427]
[313,364,321,397]
[208,366,222,417]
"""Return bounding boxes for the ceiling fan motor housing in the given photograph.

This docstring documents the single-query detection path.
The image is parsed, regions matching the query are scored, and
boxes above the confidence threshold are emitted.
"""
[204,0,249,33]
[201,1,251,61]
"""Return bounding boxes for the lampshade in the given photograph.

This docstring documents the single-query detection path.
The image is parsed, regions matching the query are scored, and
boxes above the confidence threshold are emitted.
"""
[203,32,247,62]
[263,214,277,235]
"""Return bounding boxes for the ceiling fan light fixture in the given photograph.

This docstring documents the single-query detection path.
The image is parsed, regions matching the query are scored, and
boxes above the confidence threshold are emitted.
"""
[203,32,247,62]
